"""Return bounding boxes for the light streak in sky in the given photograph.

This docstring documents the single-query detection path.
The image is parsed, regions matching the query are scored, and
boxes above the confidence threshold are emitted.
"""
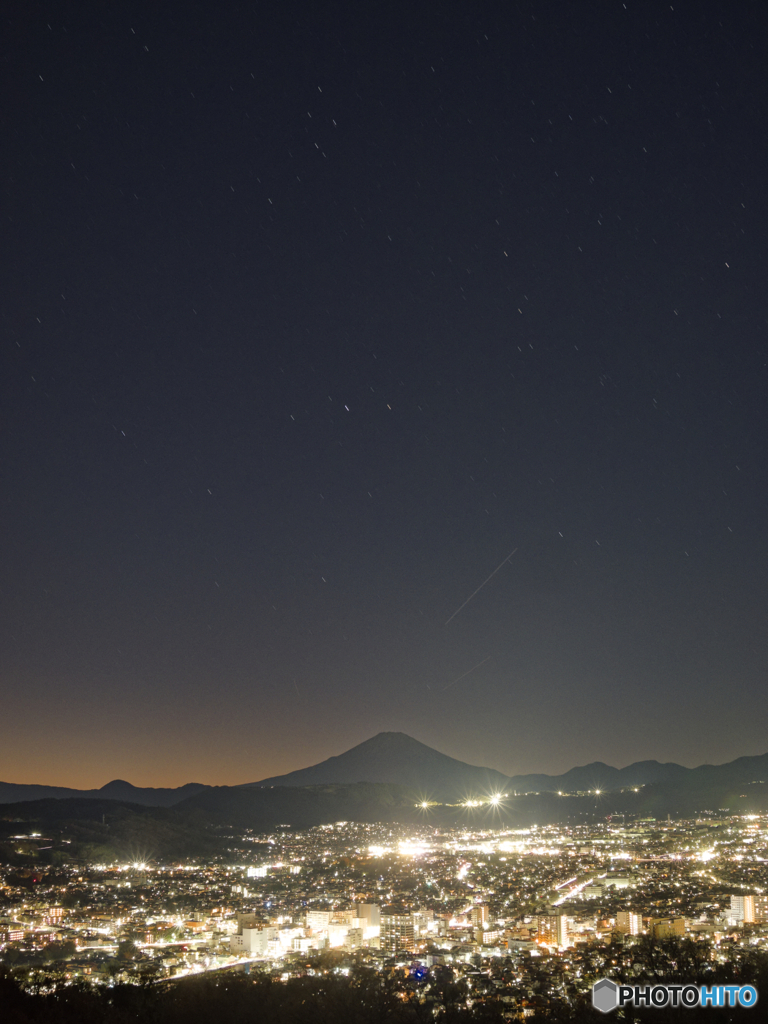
[444,548,517,624]
[442,655,492,691]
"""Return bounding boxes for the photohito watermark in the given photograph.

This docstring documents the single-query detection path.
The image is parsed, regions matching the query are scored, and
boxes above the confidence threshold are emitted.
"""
[592,978,759,1013]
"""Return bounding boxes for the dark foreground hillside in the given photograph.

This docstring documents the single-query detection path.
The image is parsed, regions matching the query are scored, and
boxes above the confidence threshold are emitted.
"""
[3,968,509,1024]
[2,951,768,1024]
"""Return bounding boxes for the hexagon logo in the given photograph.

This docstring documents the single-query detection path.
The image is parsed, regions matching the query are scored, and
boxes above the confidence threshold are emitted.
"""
[592,978,619,1013]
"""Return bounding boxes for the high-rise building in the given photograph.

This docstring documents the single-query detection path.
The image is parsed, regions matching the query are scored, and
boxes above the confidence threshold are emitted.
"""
[730,895,755,924]
[470,905,489,929]
[381,907,414,953]
[616,911,643,935]
[754,895,768,923]
[536,915,570,948]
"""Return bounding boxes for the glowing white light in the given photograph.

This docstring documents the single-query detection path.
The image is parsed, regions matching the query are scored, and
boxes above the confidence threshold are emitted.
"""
[399,840,426,857]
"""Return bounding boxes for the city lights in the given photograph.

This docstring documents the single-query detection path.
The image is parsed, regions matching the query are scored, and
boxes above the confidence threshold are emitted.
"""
[1,814,766,1004]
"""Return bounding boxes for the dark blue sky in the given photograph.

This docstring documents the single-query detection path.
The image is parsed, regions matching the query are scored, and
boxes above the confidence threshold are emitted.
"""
[2,0,767,787]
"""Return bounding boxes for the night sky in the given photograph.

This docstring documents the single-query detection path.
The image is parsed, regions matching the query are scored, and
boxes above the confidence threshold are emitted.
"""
[3,1,767,789]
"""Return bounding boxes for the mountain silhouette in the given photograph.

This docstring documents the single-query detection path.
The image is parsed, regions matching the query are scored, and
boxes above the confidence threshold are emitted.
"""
[246,731,510,802]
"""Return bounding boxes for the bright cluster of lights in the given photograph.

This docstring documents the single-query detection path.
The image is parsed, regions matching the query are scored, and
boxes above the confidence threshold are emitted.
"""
[398,840,428,858]
[465,793,505,808]
[415,792,508,811]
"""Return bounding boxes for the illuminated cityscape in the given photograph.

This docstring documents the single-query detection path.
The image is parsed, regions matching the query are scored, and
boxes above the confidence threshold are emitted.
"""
[3,811,768,1016]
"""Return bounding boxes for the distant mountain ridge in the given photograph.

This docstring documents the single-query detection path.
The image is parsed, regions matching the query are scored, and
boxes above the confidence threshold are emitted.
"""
[2,733,767,807]
[505,759,691,793]
[505,753,768,794]
[0,779,209,807]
